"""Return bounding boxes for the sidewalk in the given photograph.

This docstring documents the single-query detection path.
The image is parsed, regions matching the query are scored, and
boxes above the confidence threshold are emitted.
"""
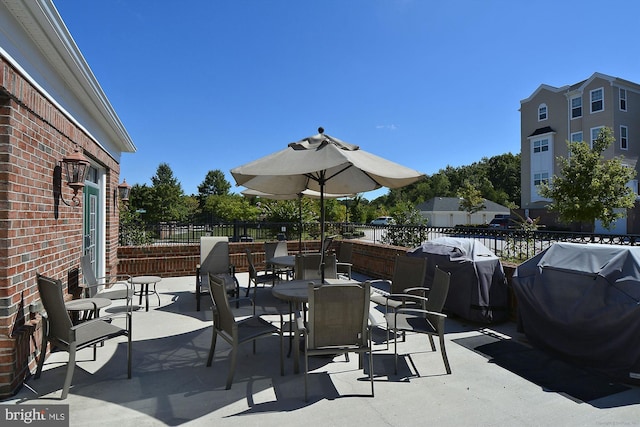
[2,273,640,426]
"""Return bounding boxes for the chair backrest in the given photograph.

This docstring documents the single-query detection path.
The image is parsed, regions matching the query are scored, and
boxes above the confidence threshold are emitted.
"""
[245,249,259,280]
[80,253,98,297]
[295,253,337,280]
[264,241,289,261]
[37,274,73,342]
[390,255,428,294]
[307,281,370,349]
[208,273,235,335]
[426,266,451,313]
[321,236,334,253]
[338,242,353,263]
[200,237,230,275]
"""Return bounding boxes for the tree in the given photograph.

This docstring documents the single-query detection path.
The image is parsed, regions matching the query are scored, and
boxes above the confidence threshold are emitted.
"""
[538,127,636,230]
[203,194,259,221]
[382,202,429,248]
[197,170,231,206]
[147,163,188,223]
[457,180,486,214]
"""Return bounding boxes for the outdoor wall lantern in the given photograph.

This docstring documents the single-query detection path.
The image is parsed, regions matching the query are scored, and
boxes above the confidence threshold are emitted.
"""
[118,179,131,203]
[59,144,90,206]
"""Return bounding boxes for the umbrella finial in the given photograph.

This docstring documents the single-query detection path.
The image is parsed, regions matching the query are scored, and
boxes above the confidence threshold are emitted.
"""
[318,127,324,134]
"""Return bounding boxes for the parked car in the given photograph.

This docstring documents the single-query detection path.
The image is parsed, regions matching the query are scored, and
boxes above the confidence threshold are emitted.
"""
[489,217,512,229]
[370,216,394,226]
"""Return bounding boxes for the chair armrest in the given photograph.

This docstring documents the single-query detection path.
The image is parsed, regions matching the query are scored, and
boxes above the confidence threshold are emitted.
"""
[403,287,430,297]
[368,279,391,287]
[387,292,429,307]
[395,307,447,319]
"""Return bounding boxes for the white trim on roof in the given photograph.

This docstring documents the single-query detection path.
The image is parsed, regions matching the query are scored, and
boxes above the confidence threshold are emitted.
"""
[0,0,136,158]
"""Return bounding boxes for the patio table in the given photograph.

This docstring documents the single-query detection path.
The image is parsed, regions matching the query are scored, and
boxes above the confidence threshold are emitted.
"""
[131,276,162,312]
[65,297,111,323]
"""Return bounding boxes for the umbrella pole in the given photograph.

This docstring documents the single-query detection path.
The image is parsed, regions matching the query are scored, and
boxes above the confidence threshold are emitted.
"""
[298,193,303,254]
[320,176,325,283]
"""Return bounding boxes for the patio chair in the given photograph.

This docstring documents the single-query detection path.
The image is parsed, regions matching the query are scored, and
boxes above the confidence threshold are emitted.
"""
[35,274,132,399]
[336,242,353,279]
[80,253,134,303]
[196,236,239,311]
[295,281,374,401]
[294,253,337,280]
[385,266,451,375]
[264,241,293,280]
[370,255,428,347]
[206,273,283,390]
[245,249,280,298]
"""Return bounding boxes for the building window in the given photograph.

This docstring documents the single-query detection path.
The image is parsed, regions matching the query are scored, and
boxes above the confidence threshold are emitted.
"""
[620,88,627,111]
[620,125,628,150]
[533,172,549,186]
[591,126,604,148]
[571,96,582,118]
[591,88,604,113]
[533,139,549,153]
[538,104,548,121]
[570,131,583,143]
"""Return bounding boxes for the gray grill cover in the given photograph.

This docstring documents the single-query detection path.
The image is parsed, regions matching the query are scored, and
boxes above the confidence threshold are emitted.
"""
[408,237,509,323]
[512,242,640,382]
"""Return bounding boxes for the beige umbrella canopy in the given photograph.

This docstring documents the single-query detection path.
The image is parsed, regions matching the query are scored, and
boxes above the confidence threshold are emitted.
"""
[232,128,425,279]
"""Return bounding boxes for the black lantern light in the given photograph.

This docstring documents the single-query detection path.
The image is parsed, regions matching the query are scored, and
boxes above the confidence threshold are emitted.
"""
[60,144,90,206]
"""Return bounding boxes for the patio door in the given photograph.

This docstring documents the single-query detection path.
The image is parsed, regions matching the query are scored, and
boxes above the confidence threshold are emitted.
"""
[83,178,101,276]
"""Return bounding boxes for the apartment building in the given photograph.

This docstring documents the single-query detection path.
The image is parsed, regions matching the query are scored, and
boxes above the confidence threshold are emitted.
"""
[520,72,640,231]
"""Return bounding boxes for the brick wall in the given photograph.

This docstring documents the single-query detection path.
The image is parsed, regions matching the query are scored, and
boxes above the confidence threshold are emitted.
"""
[117,240,407,281]
[0,57,121,397]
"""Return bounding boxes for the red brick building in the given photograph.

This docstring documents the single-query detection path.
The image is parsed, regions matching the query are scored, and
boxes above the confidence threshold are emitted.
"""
[0,0,135,396]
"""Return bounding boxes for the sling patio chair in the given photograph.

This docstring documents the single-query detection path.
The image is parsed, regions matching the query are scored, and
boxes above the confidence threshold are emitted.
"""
[264,241,293,280]
[295,281,374,401]
[35,274,132,399]
[196,236,239,311]
[336,241,354,280]
[294,253,337,281]
[385,266,452,375]
[206,273,284,390]
[369,255,428,347]
[245,248,281,298]
[80,253,134,304]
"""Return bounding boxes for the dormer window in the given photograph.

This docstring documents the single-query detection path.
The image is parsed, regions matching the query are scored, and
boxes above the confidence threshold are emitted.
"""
[538,104,548,121]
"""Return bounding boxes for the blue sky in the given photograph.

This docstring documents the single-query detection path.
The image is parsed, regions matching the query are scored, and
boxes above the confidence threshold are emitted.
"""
[53,0,640,200]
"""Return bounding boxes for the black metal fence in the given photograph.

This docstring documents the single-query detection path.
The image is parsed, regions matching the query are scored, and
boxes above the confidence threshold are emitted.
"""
[120,221,640,262]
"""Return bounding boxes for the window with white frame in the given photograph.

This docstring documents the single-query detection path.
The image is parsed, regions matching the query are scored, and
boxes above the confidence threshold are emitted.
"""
[538,103,548,121]
[571,131,583,143]
[620,88,627,111]
[533,139,549,153]
[620,125,628,150]
[530,134,553,202]
[533,172,549,186]
[591,88,604,113]
[591,126,604,148]
[571,96,582,118]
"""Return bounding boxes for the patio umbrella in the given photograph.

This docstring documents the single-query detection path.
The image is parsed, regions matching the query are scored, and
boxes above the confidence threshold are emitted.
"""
[231,128,424,280]
[241,188,354,252]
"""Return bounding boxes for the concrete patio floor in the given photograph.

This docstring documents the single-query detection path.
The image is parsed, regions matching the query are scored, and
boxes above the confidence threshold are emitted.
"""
[2,273,640,426]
